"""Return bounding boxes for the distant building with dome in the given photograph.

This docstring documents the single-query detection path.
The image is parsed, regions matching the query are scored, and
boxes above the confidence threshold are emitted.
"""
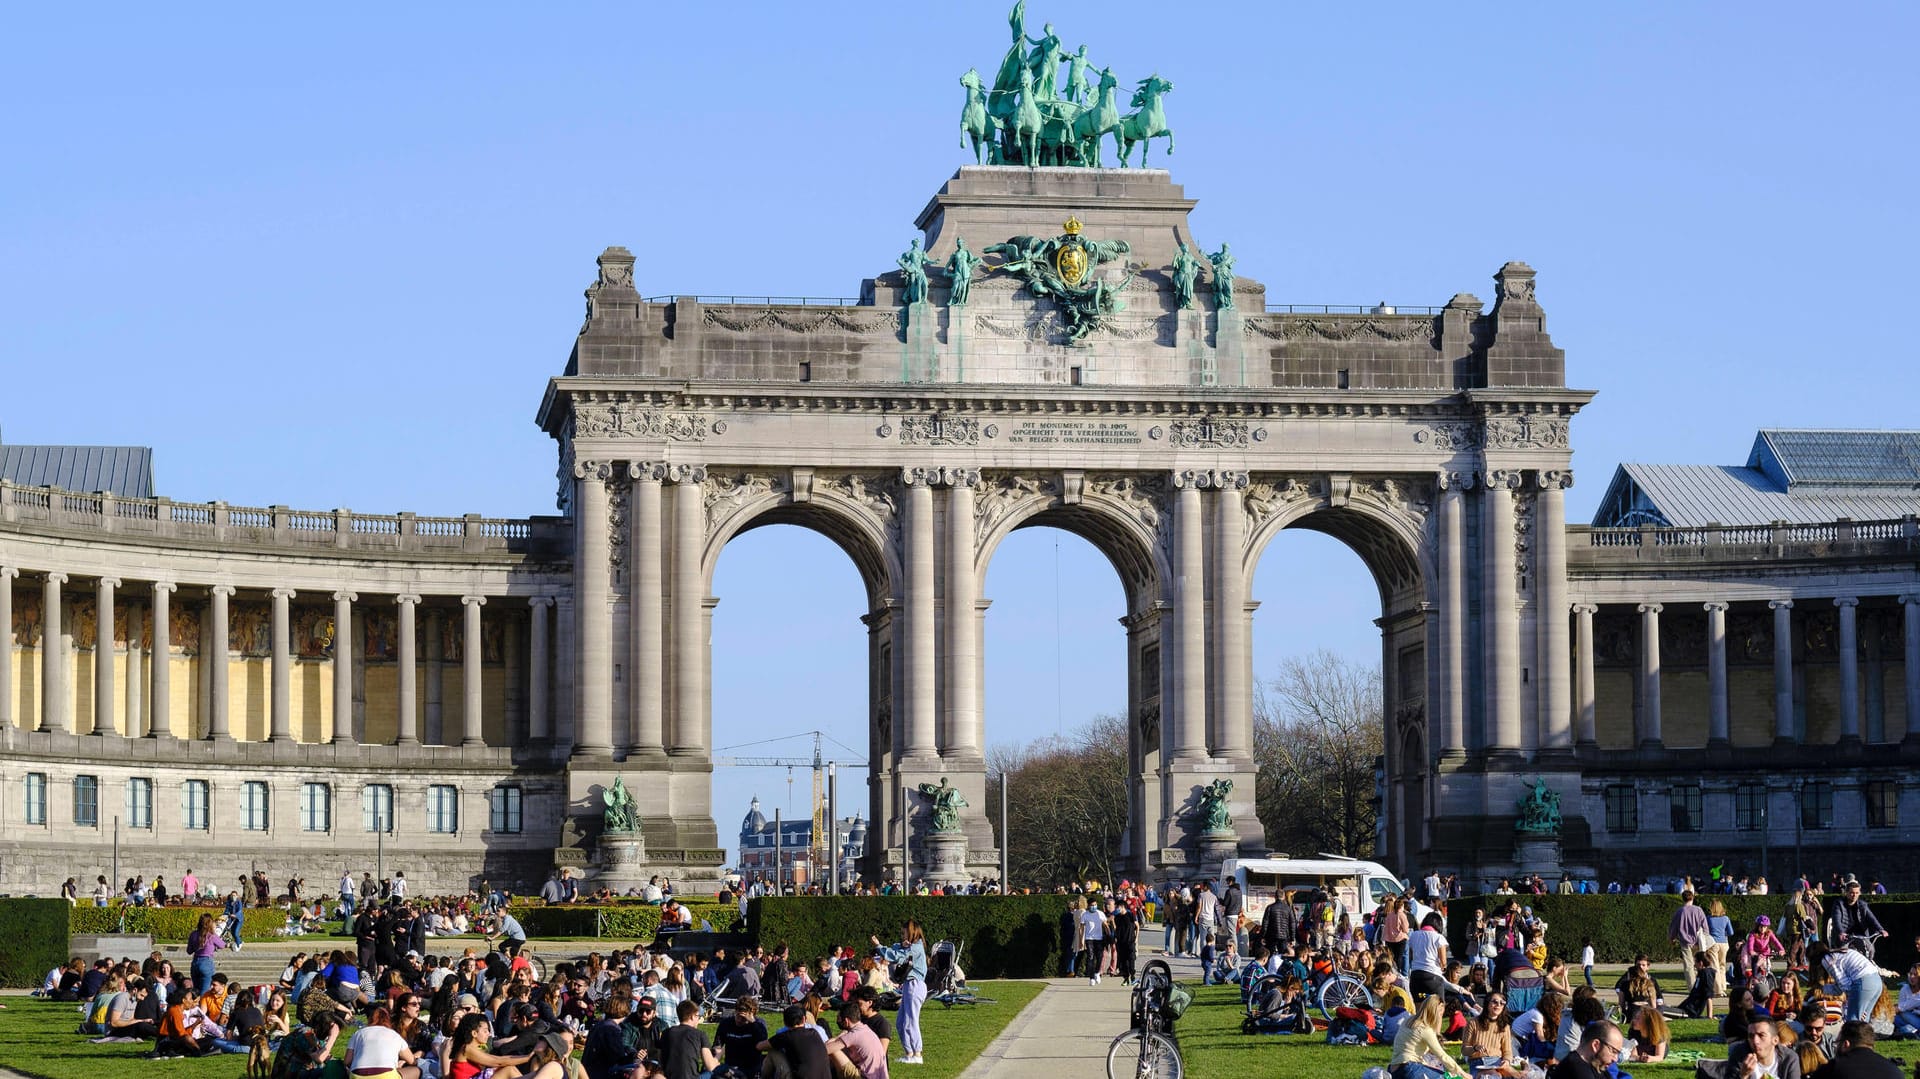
[736,796,866,886]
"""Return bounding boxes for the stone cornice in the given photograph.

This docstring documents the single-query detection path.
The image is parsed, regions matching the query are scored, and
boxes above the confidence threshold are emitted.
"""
[542,379,1596,435]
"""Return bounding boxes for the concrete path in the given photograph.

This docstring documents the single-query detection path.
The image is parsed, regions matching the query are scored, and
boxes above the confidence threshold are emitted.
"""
[959,946,1207,1079]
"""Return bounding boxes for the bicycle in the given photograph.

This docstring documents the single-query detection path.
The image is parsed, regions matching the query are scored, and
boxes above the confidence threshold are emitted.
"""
[1106,960,1184,1079]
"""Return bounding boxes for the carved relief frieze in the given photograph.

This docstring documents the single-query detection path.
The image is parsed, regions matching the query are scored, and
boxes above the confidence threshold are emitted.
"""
[1087,472,1171,565]
[893,415,992,446]
[574,402,726,442]
[1513,489,1535,595]
[1483,415,1569,449]
[606,480,629,569]
[1413,422,1479,451]
[12,588,42,647]
[1245,315,1439,345]
[973,472,1058,554]
[702,308,899,335]
[704,472,788,537]
[1165,417,1257,448]
[168,603,199,656]
[1243,476,1324,538]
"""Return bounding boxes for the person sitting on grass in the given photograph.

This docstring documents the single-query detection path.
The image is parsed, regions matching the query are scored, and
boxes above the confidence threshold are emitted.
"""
[760,1003,831,1079]
[1722,1017,1802,1079]
[1555,989,1608,1064]
[275,1012,342,1079]
[1246,975,1309,1034]
[1615,954,1663,1021]
[1462,992,1523,1076]
[1724,987,1766,1043]
[824,1004,886,1079]
[1808,1020,1903,1079]
[1391,995,1472,1079]
[154,985,218,1058]
[1626,1004,1669,1063]
[450,1011,533,1079]
[104,976,161,1041]
[1510,990,1562,1064]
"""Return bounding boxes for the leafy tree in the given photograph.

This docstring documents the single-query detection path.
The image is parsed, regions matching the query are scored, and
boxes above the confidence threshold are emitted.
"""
[1253,649,1382,858]
[986,713,1128,888]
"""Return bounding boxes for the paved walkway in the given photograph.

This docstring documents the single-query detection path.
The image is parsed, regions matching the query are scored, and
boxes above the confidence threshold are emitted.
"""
[960,947,1204,1079]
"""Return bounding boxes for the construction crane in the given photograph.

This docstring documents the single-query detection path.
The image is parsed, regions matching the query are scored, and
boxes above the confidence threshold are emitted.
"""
[714,730,866,884]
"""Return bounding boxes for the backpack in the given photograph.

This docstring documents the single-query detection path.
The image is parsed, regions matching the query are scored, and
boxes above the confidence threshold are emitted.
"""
[1326,1006,1379,1044]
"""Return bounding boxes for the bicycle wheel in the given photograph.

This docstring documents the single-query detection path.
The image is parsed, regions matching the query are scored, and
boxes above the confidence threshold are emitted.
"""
[1317,974,1374,1020]
[1105,1029,1182,1079]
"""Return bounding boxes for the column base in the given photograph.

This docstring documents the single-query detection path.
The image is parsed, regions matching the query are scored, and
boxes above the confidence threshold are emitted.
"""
[1772,736,1799,749]
[461,738,486,749]
[571,746,616,761]
[394,737,420,748]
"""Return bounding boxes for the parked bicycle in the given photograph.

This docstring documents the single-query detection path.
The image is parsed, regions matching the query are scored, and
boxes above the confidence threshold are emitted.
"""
[1106,959,1186,1079]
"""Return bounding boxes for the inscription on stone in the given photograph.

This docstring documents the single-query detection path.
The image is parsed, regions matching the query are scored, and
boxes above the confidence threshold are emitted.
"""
[1005,420,1143,446]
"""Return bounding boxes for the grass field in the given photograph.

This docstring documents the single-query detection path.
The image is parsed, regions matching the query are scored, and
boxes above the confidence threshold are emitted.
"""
[1175,983,1743,1079]
[0,981,1045,1079]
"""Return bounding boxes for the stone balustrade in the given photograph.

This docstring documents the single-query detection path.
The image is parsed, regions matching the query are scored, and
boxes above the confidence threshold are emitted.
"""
[0,479,569,558]
[1571,515,1920,563]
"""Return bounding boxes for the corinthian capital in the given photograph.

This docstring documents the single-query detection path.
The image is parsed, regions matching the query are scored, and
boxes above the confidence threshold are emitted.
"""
[1480,469,1522,490]
[1436,470,1477,492]
[573,458,614,482]
[629,461,668,483]
[667,464,708,485]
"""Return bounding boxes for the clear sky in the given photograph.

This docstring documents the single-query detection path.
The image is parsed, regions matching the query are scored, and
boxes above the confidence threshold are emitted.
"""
[6,3,1917,866]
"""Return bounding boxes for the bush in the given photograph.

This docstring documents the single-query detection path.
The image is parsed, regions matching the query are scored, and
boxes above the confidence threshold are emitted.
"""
[747,895,1076,979]
[0,899,70,988]
[1446,893,1920,968]
[505,902,741,939]
[69,902,285,943]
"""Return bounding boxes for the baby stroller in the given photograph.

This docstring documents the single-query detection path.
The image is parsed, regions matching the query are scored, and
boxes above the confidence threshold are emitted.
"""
[926,940,994,1007]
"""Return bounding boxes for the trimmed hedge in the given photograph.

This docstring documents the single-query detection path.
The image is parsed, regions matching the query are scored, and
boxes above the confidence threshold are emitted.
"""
[747,895,1076,979]
[1446,894,1920,969]
[1,899,71,988]
[69,903,286,943]
[506,902,742,939]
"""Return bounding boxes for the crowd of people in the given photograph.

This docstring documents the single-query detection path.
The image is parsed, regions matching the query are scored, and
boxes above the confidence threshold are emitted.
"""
[36,881,945,1079]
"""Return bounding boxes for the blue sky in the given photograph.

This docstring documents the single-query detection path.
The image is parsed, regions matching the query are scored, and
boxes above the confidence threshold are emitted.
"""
[6,3,1917,864]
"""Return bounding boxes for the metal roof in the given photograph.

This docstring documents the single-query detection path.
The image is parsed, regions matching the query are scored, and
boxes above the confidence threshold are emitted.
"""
[1752,429,1920,488]
[1597,463,1920,527]
[0,445,153,499]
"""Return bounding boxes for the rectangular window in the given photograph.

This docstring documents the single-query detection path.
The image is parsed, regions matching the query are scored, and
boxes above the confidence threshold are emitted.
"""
[1800,780,1833,830]
[362,784,394,833]
[73,775,99,828]
[25,772,48,826]
[240,781,270,832]
[1604,784,1638,833]
[300,782,331,833]
[427,785,458,834]
[491,785,523,834]
[1865,781,1898,829]
[182,780,209,832]
[1669,784,1702,833]
[126,777,154,830]
[1735,783,1767,831]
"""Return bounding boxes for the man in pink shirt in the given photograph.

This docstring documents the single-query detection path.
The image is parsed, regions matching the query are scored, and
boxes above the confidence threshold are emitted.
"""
[181,869,199,902]
[827,1004,888,1079]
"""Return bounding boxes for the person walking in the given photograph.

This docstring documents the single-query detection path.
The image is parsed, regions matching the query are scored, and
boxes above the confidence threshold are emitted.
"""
[223,888,246,952]
[185,913,226,995]
[1080,898,1110,986]
[1670,890,1711,974]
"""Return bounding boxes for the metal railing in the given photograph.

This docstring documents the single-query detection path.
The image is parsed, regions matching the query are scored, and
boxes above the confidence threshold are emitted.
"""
[1263,304,1445,315]
[642,295,863,306]
[0,480,556,556]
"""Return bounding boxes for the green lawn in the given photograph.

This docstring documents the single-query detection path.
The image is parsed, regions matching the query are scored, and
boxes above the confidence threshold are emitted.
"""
[0,981,1046,1079]
[1176,983,1730,1079]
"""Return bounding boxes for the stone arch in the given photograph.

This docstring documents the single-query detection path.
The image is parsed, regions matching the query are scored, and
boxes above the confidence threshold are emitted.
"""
[973,472,1169,614]
[700,474,900,607]
[1241,476,1436,605]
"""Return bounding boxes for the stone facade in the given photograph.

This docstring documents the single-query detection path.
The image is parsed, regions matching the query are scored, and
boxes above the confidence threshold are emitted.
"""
[2,164,1915,893]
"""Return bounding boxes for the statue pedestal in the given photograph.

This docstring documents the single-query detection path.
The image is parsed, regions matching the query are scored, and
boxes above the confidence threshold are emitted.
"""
[1513,835,1564,881]
[922,831,970,887]
[903,301,938,382]
[1197,831,1239,879]
[1175,308,1212,385]
[597,834,649,893]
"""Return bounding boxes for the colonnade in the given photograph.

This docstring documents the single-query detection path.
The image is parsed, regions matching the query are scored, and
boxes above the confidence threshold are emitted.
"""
[0,563,557,749]
[1569,593,1920,747]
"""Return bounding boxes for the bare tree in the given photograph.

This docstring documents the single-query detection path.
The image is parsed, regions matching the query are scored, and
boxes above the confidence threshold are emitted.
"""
[1254,649,1382,857]
[987,713,1129,888]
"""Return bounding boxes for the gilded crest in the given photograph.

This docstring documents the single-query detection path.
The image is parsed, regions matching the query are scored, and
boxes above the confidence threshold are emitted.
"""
[1055,242,1089,287]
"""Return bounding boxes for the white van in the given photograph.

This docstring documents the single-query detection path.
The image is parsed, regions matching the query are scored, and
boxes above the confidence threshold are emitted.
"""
[1219,855,1403,923]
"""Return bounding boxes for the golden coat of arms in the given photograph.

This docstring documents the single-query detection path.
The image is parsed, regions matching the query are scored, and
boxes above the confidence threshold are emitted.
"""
[1053,215,1090,286]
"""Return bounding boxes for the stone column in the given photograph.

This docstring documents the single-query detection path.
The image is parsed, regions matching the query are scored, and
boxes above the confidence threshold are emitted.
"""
[529,597,552,742]
[1637,603,1663,747]
[1171,475,1207,760]
[629,462,666,757]
[395,594,420,745]
[1212,473,1252,760]
[461,595,486,747]
[424,609,445,744]
[943,472,980,759]
[1573,603,1598,744]
[573,459,614,757]
[1770,599,1795,744]
[1536,472,1573,751]
[94,576,119,735]
[668,464,709,757]
[902,470,937,760]
[332,591,356,745]
[0,567,13,731]
[1902,596,1920,744]
[1482,471,1521,753]
[1437,475,1470,754]
[269,588,295,742]
[125,595,143,737]
[207,585,232,741]
[150,583,174,739]
[1836,598,1861,743]
[39,573,68,733]
[1704,601,1730,745]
